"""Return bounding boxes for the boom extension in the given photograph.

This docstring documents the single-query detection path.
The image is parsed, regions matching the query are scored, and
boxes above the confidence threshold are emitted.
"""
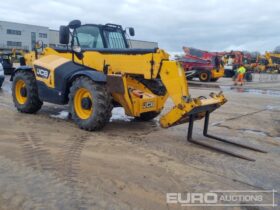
[159,61,227,128]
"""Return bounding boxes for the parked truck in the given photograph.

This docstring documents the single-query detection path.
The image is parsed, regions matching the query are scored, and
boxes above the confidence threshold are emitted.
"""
[178,47,224,82]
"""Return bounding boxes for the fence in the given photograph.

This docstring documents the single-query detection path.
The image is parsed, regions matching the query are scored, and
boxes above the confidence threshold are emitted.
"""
[255,73,279,82]
[0,44,29,51]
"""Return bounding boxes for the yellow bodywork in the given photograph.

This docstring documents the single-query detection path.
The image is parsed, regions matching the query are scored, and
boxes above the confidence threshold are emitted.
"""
[33,55,69,88]
[211,66,225,79]
[252,53,280,72]
[265,52,280,71]
[24,47,227,128]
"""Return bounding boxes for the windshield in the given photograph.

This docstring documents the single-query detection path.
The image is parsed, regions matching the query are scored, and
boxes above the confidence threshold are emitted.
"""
[75,25,127,49]
[76,25,104,48]
[103,27,127,49]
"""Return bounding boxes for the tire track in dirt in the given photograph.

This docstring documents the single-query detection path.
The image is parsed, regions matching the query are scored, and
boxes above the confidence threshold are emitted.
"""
[57,134,89,183]
[16,132,57,172]
[15,132,93,209]
[57,133,92,209]
[0,156,89,210]
[10,132,84,209]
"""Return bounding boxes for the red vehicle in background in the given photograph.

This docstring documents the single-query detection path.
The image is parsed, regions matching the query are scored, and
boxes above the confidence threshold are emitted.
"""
[222,51,253,77]
[178,47,224,82]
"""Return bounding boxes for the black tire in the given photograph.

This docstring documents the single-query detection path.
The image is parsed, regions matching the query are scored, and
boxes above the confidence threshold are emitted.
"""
[135,111,160,121]
[12,71,43,113]
[69,76,112,131]
[199,71,211,82]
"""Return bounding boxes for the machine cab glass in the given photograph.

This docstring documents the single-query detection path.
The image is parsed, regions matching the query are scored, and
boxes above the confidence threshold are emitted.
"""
[75,25,104,48]
[75,25,128,49]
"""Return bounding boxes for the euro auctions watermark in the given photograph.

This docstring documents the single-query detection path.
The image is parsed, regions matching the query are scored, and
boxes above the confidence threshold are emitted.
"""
[166,190,278,207]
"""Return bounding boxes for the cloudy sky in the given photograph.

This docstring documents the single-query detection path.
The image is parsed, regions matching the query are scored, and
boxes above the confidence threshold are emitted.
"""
[0,0,280,54]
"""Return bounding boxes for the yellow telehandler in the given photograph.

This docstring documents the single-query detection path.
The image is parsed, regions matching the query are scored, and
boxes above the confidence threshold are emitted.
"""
[265,52,280,73]
[11,20,265,160]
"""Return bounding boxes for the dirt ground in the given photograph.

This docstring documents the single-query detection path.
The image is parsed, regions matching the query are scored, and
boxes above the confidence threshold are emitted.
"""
[0,75,279,210]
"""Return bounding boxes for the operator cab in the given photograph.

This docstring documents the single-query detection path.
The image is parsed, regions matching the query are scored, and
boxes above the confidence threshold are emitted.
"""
[76,24,130,49]
[57,20,157,55]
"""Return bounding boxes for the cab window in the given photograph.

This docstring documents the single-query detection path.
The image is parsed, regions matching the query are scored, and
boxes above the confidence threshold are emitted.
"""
[103,28,126,49]
[76,25,104,48]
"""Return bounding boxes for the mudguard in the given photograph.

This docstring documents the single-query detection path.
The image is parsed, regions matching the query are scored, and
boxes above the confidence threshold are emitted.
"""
[69,70,107,84]
[10,66,33,81]
[35,68,107,105]
[55,69,107,104]
[38,67,107,105]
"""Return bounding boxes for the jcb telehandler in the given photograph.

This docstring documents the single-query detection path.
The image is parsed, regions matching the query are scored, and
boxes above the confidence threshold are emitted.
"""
[11,20,265,161]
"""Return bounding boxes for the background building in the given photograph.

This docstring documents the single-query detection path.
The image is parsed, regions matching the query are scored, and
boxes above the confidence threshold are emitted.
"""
[0,20,158,51]
[0,21,49,51]
[128,39,158,49]
[48,29,60,48]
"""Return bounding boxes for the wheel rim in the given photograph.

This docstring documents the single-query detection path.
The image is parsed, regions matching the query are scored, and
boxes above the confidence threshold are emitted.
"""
[74,88,93,120]
[200,73,208,80]
[15,80,27,105]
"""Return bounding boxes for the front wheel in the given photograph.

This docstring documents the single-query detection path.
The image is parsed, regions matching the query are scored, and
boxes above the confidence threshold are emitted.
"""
[12,71,43,113]
[69,76,112,131]
[199,71,211,82]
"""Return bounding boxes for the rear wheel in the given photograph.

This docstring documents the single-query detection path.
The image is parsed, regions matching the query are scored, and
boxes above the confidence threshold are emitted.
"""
[12,71,43,113]
[199,71,211,82]
[69,76,112,131]
[135,111,160,121]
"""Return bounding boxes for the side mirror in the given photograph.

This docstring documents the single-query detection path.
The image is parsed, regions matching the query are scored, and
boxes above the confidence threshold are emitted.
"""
[35,40,43,49]
[68,20,81,29]
[59,26,70,45]
[128,27,135,36]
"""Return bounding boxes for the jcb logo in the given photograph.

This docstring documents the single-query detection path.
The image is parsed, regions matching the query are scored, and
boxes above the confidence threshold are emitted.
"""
[143,101,155,109]
[36,67,50,79]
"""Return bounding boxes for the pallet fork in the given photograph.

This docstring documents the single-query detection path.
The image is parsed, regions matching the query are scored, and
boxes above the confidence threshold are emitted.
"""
[187,111,267,161]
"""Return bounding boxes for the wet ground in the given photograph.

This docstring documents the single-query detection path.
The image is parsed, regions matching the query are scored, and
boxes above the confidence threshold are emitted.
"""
[0,75,279,209]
